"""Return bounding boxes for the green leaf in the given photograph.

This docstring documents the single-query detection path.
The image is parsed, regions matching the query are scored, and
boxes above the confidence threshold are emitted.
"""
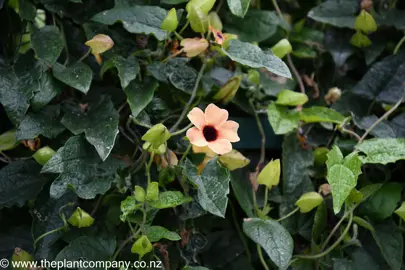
[276,89,308,106]
[0,129,18,152]
[243,218,293,268]
[354,10,377,33]
[326,146,343,169]
[16,105,65,140]
[101,55,140,88]
[0,160,46,208]
[257,159,280,189]
[135,186,146,202]
[186,0,216,15]
[42,136,124,199]
[145,226,181,242]
[312,201,327,243]
[343,152,362,179]
[356,138,405,164]
[31,25,64,65]
[125,78,158,118]
[161,8,178,32]
[92,5,168,41]
[150,191,192,209]
[308,0,357,28]
[300,106,345,124]
[55,236,116,269]
[61,96,119,161]
[0,54,38,124]
[230,170,254,217]
[67,207,95,228]
[218,149,250,171]
[120,196,142,222]
[182,158,231,218]
[267,103,300,135]
[359,183,383,202]
[271,39,293,59]
[52,62,93,94]
[353,115,396,138]
[395,202,405,222]
[295,192,323,213]
[18,0,36,20]
[351,53,405,104]
[327,164,356,214]
[350,31,372,48]
[188,4,209,33]
[146,182,159,201]
[223,10,288,42]
[33,146,56,166]
[31,71,63,111]
[223,39,291,78]
[371,221,403,270]
[227,0,250,18]
[131,235,152,259]
[183,267,210,270]
[359,182,402,220]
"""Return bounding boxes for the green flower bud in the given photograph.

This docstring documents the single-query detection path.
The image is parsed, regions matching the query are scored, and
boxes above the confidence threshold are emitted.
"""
[68,207,95,228]
[142,124,171,149]
[131,235,153,259]
[161,8,178,32]
[33,146,56,165]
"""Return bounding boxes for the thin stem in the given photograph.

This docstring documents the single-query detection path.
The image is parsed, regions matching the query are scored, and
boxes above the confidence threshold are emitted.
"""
[358,97,403,143]
[257,244,269,270]
[287,54,306,94]
[230,201,252,262]
[277,207,299,222]
[263,188,269,211]
[339,126,361,141]
[145,152,154,185]
[394,35,405,55]
[252,188,260,215]
[172,123,193,136]
[179,144,192,164]
[130,116,152,129]
[295,211,353,260]
[77,48,92,63]
[112,227,142,260]
[119,127,136,144]
[179,20,190,35]
[249,99,265,165]
[270,0,283,18]
[170,62,207,132]
[34,226,66,249]
[91,195,103,217]
[174,32,184,40]
[320,211,350,251]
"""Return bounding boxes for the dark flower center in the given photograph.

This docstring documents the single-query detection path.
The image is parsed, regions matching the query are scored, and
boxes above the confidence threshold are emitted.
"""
[203,125,218,142]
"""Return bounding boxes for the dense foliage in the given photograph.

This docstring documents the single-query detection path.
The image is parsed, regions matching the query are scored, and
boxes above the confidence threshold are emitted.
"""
[1,0,405,269]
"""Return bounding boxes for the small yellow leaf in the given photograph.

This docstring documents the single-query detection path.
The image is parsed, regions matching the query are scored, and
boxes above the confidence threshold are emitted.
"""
[85,34,114,54]
[68,207,95,228]
[271,38,292,59]
[180,38,209,57]
[395,202,405,221]
[161,8,178,32]
[218,150,250,171]
[257,159,280,189]
[354,10,377,33]
[295,192,323,213]
[350,31,372,48]
[213,75,242,104]
[131,235,152,259]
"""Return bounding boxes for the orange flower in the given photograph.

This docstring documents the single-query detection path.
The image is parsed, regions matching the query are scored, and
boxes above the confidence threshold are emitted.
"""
[186,103,239,155]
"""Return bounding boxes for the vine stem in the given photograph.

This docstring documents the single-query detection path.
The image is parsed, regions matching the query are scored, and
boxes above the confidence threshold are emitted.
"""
[358,97,403,143]
[249,99,265,165]
[170,62,207,132]
[229,201,252,262]
[320,210,351,251]
[295,211,353,260]
[277,207,299,222]
[179,144,192,164]
[145,152,155,185]
[33,226,66,249]
[257,244,269,270]
[171,123,193,136]
[394,35,405,55]
[271,0,306,95]
[77,48,92,63]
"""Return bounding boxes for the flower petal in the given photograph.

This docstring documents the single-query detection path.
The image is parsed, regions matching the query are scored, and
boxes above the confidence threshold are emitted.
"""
[205,103,228,126]
[218,120,240,142]
[186,127,208,147]
[187,107,206,130]
[208,139,232,155]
